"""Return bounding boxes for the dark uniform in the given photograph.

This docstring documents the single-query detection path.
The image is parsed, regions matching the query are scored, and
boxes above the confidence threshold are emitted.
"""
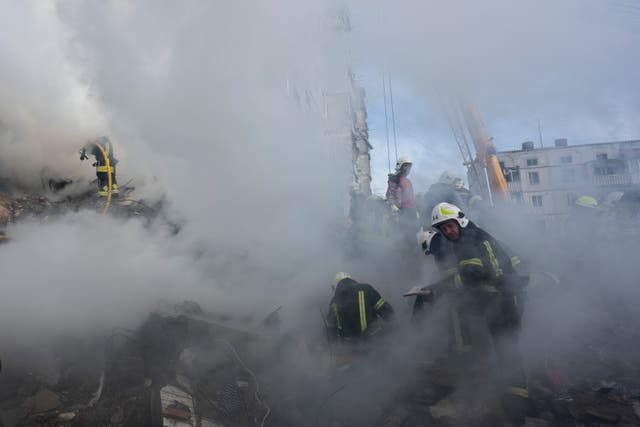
[81,136,118,196]
[413,232,457,318]
[454,186,472,208]
[419,182,467,226]
[427,221,531,423]
[413,230,481,355]
[326,277,394,341]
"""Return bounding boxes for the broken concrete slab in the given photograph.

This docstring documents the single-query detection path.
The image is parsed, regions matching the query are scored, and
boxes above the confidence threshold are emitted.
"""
[30,387,60,413]
[160,385,196,427]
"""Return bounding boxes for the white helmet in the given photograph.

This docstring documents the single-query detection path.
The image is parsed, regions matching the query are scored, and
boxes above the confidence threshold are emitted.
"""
[416,228,439,255]
[334,272,351,286]
[395,156,412,173]
[439,170,456,185]
[431,202,469,228]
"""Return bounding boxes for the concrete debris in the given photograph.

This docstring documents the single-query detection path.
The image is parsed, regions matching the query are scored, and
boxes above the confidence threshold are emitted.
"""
[87,372,104,407]
[2,184,640,426]
[160,385,195,426]
[29,388,60,413]
[0,204,10,224]
[57,411,77,421]
[0,186,179,235]
[0,299,269,426]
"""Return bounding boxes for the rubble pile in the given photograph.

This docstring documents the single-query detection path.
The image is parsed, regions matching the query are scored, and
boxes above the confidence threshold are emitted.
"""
[0,189,147,224]
[1,185,640,426]
[0,184,180,237]
[0,302,271,427]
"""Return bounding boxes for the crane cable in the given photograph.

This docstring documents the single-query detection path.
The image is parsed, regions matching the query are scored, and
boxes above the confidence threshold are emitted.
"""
[388,75,399,161]
[382,72,392,174]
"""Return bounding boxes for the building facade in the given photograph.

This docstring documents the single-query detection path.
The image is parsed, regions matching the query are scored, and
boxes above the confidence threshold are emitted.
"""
[496,138,640,231]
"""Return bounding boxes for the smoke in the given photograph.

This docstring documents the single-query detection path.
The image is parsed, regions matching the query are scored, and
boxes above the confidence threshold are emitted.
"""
[0,0,358,358]
[1,0,639,423]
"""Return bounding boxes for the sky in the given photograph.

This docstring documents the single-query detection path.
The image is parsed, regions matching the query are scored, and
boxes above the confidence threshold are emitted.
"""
[348,0,640,192]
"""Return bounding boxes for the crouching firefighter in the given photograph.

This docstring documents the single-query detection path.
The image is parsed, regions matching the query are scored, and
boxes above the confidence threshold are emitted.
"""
[325,272,395,345]
[410,229,473,354]
[80,136,119,197]
[424,203,532,425]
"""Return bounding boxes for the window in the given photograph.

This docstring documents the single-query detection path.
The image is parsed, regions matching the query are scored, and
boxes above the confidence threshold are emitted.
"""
[561,169,575,183]
[499,161,505,170]
[505,170,520,183]
[596,153,608,161]
[560,156,572,164]
[594,166,614,176]
[526,158,539,166]
[532,195,543,207]
[528,171,540,185]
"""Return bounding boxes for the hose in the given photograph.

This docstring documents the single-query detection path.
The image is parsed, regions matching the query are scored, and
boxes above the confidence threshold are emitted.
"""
[93,143,112,215]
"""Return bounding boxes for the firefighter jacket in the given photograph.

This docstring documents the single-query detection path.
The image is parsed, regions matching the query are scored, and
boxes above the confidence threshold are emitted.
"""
[326,278,394,341]
[427,222,527,298]
[91,140,118,167]
[84,139,118,172]
[419,182,467,223]
[386,173,415,210]
[454,187,472,208]
[452,222,527,292]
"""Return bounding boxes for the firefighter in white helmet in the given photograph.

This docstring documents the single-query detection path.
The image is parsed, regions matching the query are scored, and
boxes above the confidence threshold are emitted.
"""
[427,202,532,424]
[325,273,395,342]
[419,171,468,227]
[386,156,416,214]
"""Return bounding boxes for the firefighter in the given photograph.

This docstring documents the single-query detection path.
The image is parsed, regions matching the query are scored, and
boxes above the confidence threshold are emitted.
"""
[80,136,119,196]
[411,229,473,352]
[427,202,532,425]
[453,177,472,207]
[419,171,468,226]
[386,156,416,215]
[325,272,394,342]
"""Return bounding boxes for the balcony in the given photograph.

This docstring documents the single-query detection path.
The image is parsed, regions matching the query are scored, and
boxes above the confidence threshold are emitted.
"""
[592,174,632,186]
[507,180,522,192]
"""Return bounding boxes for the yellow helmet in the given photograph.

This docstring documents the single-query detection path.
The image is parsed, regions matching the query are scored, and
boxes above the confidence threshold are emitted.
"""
[575,195,598,208]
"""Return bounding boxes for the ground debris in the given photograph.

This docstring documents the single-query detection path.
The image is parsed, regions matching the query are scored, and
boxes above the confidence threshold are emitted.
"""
[0,301,268,427]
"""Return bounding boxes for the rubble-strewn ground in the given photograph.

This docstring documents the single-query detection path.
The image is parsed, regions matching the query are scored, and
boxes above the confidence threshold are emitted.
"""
[1,185,640,427]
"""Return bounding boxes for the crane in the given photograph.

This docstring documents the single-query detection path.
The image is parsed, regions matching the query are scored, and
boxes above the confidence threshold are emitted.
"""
[442,95,509,205]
